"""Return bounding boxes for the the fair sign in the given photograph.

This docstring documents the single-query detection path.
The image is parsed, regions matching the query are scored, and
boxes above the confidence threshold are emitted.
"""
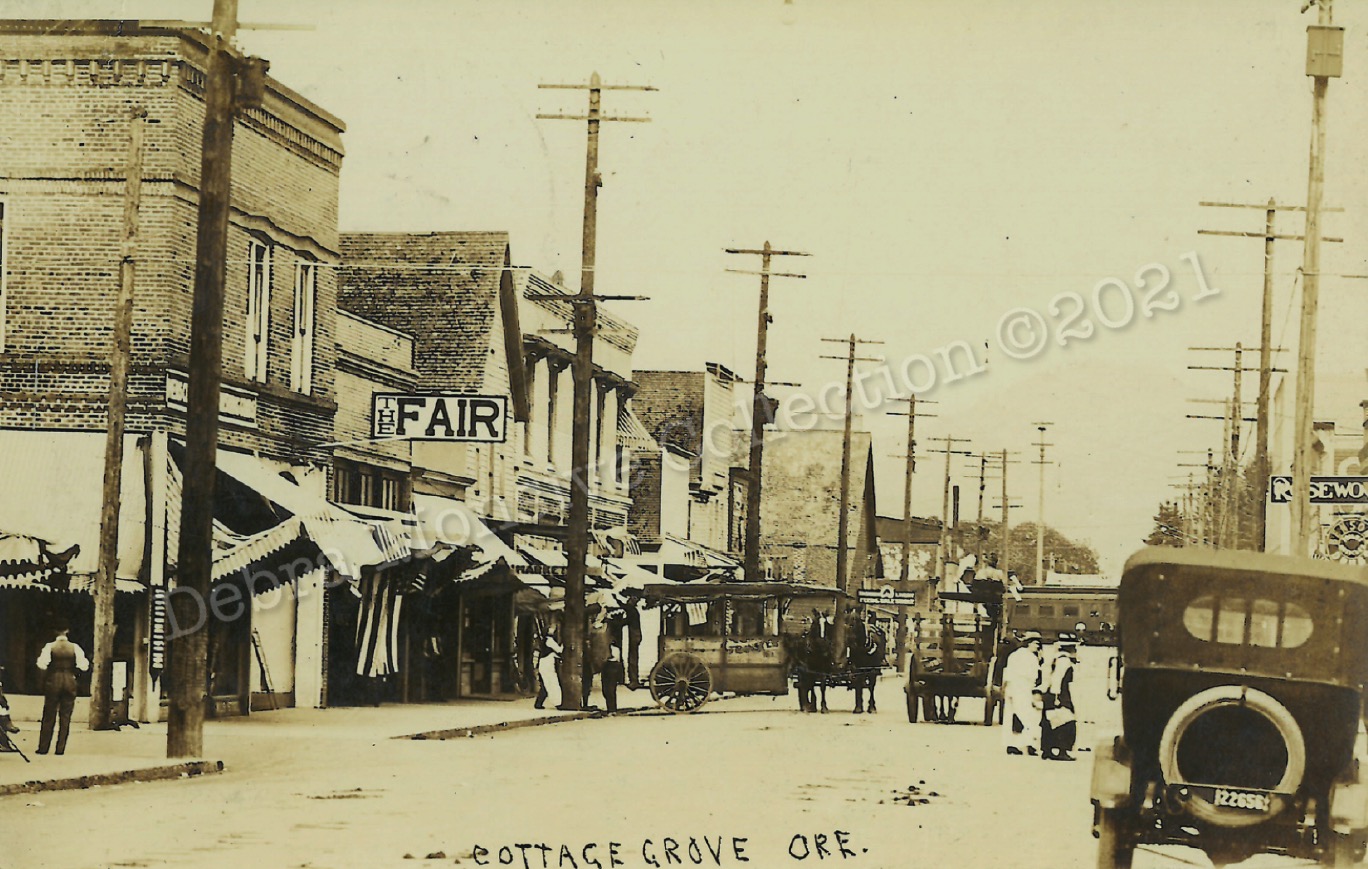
[371,393,508,442]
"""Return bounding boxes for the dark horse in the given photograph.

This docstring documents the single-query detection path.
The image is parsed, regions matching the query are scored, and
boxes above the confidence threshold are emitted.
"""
[847,618,888,714]
[789,615,836,713]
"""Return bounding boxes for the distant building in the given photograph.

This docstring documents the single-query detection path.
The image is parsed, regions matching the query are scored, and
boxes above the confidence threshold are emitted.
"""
[632,363,743,554]
[758,429,879,590]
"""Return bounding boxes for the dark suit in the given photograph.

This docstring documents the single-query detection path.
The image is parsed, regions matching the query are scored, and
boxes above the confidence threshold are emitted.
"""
[37,637,87,755]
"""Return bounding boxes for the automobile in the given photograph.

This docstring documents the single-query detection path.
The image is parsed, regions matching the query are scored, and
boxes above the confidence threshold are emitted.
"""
[1091,547,1368,868]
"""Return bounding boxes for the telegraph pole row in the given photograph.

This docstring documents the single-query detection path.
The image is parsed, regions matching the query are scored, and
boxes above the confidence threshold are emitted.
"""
[537,73,655,710]
[1197,196,1341,551]
[886,396,936,672]
[726,242,809,584]
[1178,449,1220,548]
[820,334,882,662]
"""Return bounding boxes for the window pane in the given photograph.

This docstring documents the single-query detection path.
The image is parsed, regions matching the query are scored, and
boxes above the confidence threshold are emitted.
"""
[1184,595,1215,642]
[1216,597,1247,644]
[1038,605,1055,617]
[1063,605,1080,617]
[1249,599,1280,648]
[1282,602,1314,649]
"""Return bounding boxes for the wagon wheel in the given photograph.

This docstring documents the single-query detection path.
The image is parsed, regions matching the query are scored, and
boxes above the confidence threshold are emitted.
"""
[649,652,712,714]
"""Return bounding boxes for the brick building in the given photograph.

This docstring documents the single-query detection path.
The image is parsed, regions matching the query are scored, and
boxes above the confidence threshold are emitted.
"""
[631,364,743,554]
[0,21,391,719]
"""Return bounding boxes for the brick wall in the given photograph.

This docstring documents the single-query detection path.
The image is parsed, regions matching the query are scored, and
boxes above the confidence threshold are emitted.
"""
[628,452,663,540]
[0,25,343,466]
[634,371,705,462]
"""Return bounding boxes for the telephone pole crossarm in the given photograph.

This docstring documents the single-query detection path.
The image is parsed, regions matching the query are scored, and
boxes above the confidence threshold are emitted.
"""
[726,241,810,588]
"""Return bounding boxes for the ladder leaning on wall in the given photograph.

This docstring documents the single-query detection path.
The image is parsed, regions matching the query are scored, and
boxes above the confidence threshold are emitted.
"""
[251,628,278,711]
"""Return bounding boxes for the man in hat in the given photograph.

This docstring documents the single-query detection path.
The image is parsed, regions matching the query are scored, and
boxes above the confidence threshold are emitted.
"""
[35,626,89,755]
[1001,631,1044,755]
[1041,633,1079,761]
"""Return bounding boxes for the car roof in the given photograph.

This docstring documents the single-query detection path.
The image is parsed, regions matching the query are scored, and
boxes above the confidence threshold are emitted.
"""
[1123,546,1368,587]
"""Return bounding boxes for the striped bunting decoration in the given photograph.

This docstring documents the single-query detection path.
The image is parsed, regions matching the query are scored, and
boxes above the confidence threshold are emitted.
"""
[354,573,404,678]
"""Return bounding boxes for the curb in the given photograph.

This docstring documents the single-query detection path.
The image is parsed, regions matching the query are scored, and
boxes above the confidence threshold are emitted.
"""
[0,759,225,797]
[398,691,750,740]
[402,706,655,740]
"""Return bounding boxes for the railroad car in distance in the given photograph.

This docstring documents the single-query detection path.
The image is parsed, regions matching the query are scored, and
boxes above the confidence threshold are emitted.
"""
[1003,584,1118,645]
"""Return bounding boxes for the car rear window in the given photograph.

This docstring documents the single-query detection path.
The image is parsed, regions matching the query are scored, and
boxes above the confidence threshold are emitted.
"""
[1183,595,1313,649]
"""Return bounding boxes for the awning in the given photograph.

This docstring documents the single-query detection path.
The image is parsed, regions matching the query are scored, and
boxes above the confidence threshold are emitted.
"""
[411,494,525,567]
[0,430,146,580]
[661,534,740,570]
[173,447,398,584]
[519,546,567,568]
[0,576,145,594]
[617,407,659,453]
[601,557,661,590]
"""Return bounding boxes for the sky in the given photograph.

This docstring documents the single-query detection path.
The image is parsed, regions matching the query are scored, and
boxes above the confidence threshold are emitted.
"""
[15,0,1368,577]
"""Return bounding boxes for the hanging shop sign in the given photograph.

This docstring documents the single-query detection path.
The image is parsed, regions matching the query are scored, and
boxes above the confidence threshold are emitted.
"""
[371,393,508,443]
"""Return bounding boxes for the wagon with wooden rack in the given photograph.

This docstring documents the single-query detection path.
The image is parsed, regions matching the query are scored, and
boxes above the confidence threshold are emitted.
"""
[904,583,1008,725]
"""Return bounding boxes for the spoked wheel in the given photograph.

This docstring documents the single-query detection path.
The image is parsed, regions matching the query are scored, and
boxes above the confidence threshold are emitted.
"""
[1095,808,1134,869]
[649,652,712,714]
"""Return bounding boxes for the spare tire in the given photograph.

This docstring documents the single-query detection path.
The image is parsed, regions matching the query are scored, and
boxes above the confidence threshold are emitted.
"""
[1158,685,1305,828]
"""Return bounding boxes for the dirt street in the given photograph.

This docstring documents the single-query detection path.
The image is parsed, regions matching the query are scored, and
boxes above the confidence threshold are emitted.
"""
[0,649,1294,869]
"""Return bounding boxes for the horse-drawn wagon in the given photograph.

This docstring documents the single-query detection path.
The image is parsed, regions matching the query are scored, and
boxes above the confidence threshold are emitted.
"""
[640,580,840,713]
[904,582,1008,725]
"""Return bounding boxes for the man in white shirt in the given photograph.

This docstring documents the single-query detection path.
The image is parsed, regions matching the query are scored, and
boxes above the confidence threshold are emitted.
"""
[35,626,89,755]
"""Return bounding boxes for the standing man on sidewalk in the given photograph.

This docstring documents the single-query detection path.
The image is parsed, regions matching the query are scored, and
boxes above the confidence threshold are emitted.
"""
[35,626,89,755]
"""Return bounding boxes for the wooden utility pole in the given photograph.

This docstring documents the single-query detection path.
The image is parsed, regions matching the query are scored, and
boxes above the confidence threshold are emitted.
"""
[995,450,1020,573]
[1198,197,1340,549]
[168,0,260,758]
[819,334,882,662]
[1031,423,1053,585]
[967,452,990,563]
[537,74,654,709]
[926,437,972,593]
[1293,0,1342,554]
[886,396,936,672]
[726,243,808,583]
[90,110,146,732]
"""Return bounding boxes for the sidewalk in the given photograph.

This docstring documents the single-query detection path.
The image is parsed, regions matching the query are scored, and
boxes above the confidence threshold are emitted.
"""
[0,686,659,795]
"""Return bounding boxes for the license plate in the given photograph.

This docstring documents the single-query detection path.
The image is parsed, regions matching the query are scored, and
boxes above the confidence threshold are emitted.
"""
[1211,788,1272,812]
